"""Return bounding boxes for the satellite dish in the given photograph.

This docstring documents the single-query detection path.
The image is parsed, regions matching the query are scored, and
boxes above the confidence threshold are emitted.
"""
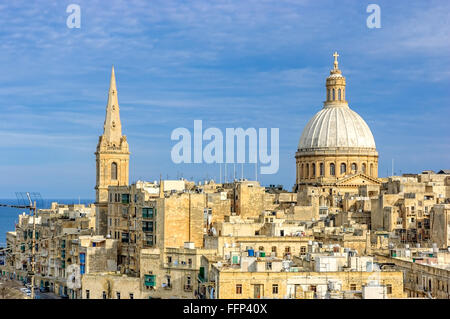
[66,264,81,289]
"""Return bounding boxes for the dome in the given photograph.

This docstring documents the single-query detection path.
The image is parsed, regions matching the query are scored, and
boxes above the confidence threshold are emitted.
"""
[298,104,376,150]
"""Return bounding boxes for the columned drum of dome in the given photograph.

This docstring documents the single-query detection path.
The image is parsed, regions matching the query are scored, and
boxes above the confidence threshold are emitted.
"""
[295,52,379,187]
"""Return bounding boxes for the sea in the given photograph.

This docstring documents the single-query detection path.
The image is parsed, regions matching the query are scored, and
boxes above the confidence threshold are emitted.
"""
[0,198,93,247]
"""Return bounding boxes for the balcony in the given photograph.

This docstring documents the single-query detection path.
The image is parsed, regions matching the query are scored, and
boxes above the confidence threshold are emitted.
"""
[144,274,156,287]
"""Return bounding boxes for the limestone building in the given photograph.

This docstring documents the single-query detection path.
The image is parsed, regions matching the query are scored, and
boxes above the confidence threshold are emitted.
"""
[95,67,130,235]
[295,52,379,195]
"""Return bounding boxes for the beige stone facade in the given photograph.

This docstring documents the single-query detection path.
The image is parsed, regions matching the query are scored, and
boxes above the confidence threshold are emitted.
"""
[206,266,404,299]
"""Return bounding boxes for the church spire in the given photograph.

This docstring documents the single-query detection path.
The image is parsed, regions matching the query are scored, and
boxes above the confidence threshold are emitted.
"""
[103,65,123,143]
[95,66,130,204]
[325,51,347,106]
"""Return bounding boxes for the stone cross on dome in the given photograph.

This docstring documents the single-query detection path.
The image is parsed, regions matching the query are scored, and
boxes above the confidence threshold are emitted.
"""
[333,51,339,70]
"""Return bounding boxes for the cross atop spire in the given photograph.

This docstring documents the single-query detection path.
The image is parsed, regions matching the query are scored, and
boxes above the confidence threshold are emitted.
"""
[333,51,339,70]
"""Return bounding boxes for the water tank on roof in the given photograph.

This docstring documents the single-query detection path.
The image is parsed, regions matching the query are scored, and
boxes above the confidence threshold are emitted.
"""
[433,243,439,254]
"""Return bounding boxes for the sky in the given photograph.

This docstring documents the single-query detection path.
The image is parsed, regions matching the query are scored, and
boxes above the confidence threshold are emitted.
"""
[0,0,448,199]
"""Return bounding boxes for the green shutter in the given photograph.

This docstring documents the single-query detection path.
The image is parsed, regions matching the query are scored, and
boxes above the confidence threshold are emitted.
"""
[199,267,205,281]
[144,274,156,287]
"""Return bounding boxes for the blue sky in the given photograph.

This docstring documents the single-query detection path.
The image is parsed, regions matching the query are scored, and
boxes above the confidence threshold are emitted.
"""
[0,0,448,198]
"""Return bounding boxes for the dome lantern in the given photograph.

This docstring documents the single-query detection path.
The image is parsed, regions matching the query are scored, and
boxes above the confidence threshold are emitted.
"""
[325,51,346,105]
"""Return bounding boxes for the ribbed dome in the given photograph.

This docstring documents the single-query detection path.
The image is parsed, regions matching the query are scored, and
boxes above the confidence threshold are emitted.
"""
[298,104,376,150]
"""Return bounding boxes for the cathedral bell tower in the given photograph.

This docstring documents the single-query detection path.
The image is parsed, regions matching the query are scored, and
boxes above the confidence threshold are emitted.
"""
[95,66,130,204]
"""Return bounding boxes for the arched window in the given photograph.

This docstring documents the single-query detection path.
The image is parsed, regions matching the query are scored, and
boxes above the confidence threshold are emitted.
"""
[338,89,341,100]
[340,163,346,175]
[362,163,366,174]
[306,164,309,178]
[111,162,118,180]
[370,163,374,176]
[330,163,336,176]
[312,163,316,177]
[332,89,335,101]
[320,163,324,176]
[327,89,330,101]
[351,163,357,172]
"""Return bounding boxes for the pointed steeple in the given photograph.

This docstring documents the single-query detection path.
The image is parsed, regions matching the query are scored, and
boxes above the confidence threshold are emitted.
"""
[103,65,123,143]
[95,66,130,204]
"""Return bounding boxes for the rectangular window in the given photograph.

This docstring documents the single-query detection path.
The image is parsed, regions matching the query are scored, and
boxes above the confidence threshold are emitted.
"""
[121,194,130,204]
[102,291,106,299]
[272,284,278,294]
[144,234,153,246]
[116,292,120,299]
[121,232,129,243]
[85,290,90,299]
[386,284,392,294]
[129,293,134,299]
[350,284,356,291]
[143,221,154,232]
[142,208,154,219]
[236,284,242,294]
